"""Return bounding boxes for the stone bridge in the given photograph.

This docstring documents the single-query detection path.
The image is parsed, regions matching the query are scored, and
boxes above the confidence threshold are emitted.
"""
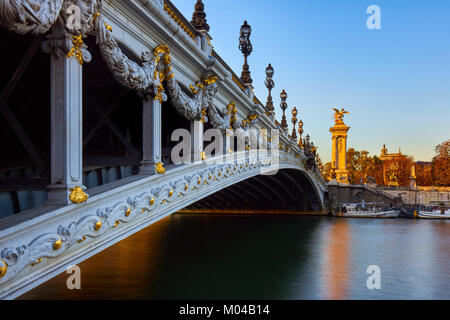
[0,0,327,299]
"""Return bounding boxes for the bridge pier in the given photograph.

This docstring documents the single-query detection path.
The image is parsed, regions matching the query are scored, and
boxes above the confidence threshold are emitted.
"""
[191,120,204,163]
[140,98,162,175]
[44,27,88,205]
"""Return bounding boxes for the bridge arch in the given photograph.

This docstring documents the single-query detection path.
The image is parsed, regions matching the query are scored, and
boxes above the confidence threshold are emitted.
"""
[181,168,323,213]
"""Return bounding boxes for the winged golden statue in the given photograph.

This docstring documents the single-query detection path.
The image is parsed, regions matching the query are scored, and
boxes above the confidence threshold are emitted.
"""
[332,107,349,123]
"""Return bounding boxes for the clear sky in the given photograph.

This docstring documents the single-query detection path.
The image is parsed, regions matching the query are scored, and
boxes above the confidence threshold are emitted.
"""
[172,0,450,163]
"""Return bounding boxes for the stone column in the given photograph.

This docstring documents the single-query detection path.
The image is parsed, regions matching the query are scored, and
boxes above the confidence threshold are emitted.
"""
[248,128,258,162]
[329,119,350,184]
[43,29,91,205]
[140,98,163,174]
[191,120,204,163]
[223,129,234,165]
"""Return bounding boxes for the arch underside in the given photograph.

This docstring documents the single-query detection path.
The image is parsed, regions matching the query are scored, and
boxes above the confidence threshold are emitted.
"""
[183,168,323,213]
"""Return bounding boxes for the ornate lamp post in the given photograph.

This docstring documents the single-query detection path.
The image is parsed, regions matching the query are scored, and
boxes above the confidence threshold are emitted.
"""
[280,89,288,132]
[298,119,304,148]
[304,134,310,153]
[239,21,253,84]
[291,107,298,142]
[265,63,275,116]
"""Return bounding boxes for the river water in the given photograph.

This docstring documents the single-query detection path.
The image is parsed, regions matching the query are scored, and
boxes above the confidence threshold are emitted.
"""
[20,214,450,300]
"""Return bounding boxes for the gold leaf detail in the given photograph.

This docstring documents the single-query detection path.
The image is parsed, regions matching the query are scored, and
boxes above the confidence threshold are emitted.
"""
[156,162,166,174]
[69,186,88,204]
[0,260,8,278]
[94,221,102,231]
[53,238,62,251]
[67,35,85,65]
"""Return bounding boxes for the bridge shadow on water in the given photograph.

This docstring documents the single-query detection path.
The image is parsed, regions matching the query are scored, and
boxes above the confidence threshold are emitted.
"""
[19,214,325,300]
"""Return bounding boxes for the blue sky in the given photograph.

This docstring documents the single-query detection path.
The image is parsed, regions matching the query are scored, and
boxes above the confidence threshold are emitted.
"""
[172,0,450,163]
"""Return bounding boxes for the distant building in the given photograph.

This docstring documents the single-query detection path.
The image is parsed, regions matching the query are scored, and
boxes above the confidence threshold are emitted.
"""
[379,144,406,186]
[379,144,403,161]
[379,145,434,187]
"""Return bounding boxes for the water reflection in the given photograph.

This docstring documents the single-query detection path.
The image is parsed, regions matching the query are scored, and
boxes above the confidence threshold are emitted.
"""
[321,219,351,300]
[19,215,450,300]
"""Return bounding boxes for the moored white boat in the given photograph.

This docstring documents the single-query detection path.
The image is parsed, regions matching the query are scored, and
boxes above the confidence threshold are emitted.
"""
[418,210,450,220]
[336,202,400,218]
[417,203,450,219]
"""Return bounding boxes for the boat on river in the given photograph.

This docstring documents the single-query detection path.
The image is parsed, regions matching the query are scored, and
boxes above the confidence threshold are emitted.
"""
[418,211,450,219]
[336,202,400,218]
[418,205,450,219]
[400,202,450,219]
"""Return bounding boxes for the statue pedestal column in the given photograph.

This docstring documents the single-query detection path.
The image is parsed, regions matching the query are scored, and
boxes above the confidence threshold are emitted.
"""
[330,119,350,184]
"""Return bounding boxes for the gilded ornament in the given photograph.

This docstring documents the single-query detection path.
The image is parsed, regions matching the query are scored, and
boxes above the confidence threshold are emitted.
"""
[53,238,62,251]
[67,35,85,65]
[69,186,88,204]
[190,84,198,95]
[150,198,155,205]
[125,208,131,217]
[201,109,207,123]
[154,84,165,103]
[202,76,218,86]
[104,22,112,32]
[332,107,350,124]
[94,221,102,231]
[156,162,166,174]
[162,53,171,65]
[153,44,170,56]
[0,260,8,278]
[31,258,43,266]
[92,12,100,24]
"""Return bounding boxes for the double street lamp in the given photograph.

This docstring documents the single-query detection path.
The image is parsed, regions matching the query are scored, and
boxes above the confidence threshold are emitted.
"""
[291,107,298,142]
[265,63,275,116]
[239,21,253,84]
[280,89,288,132]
